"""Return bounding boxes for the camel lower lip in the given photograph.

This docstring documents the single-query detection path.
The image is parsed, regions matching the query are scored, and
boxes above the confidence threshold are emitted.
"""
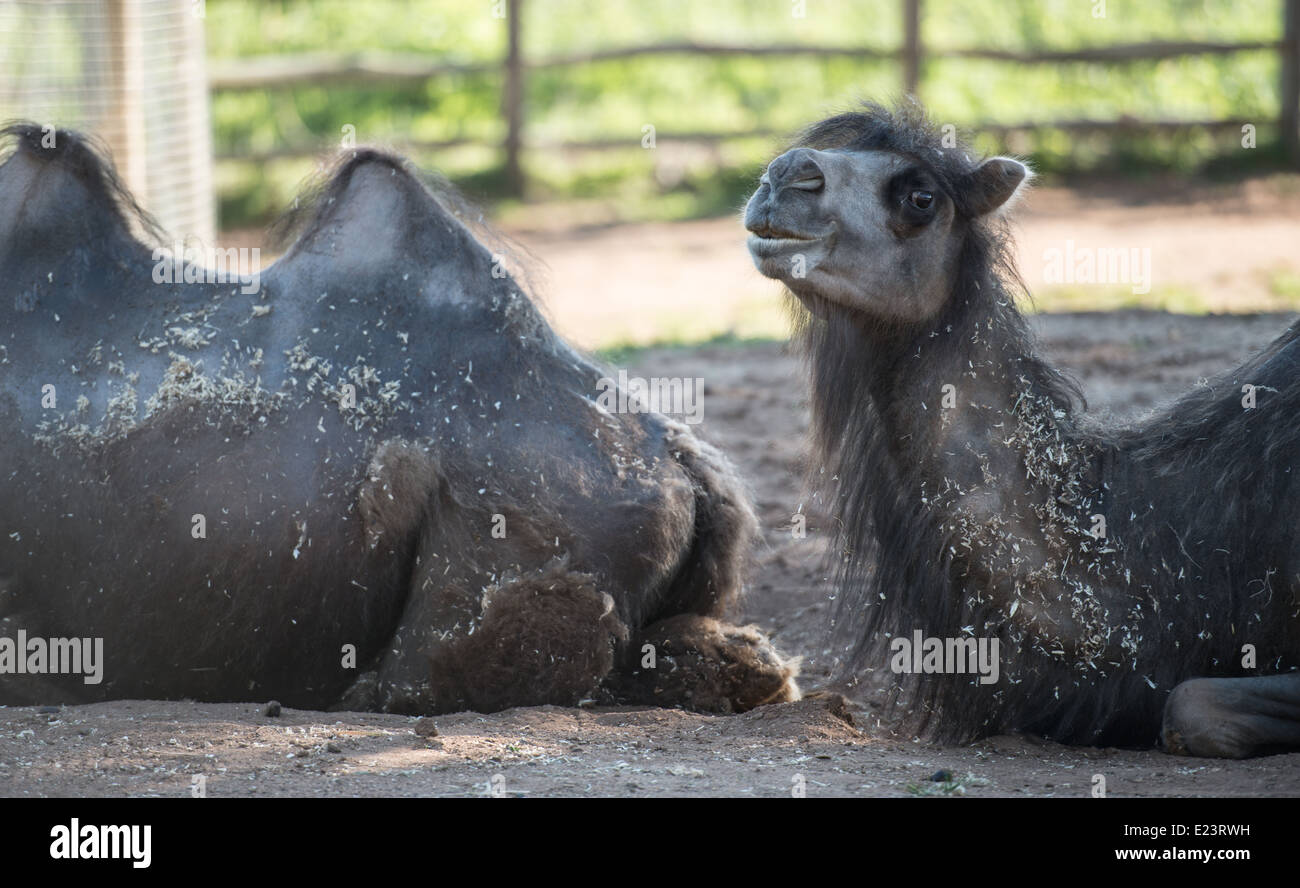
[747,234,819,255]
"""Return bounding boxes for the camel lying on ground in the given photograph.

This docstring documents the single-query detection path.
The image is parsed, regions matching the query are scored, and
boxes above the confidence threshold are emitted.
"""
[0,123,799,715]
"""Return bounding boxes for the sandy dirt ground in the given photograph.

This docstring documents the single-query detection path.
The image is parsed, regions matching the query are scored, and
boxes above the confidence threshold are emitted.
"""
[5,310,1300,798]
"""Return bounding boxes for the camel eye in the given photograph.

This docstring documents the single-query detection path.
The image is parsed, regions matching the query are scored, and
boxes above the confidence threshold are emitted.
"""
[909,190,934,210]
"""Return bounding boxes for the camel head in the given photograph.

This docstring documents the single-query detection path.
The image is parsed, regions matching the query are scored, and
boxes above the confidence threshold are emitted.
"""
[745,103,1030,324]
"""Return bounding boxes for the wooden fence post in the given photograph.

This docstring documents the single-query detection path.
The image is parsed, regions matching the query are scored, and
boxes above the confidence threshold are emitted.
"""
[103,0,147,206]
[902,0,921,96]
[1283,0,1300,166]
[503,0,525,196]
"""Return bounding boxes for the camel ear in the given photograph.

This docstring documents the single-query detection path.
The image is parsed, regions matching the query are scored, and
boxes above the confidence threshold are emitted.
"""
[963,156,1032,217]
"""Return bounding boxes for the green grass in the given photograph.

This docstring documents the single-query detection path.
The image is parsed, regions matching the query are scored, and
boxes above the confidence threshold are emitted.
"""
[1025,285,1214,315]
[1268,269,1300,302]
[594,331,785,365]
[204,0,1295,228]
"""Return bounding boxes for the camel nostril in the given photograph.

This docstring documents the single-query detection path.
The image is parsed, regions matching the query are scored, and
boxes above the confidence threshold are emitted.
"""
[766,148,824,194]
[787,175,824,193]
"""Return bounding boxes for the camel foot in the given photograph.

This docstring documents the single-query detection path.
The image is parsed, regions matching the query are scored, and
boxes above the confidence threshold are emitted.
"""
[1162,674,1300,758]
[606,614,801,713]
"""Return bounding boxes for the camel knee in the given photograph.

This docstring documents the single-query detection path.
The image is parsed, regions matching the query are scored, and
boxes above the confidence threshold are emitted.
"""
[426,561,628,713]
[607,614,800,713]
[1163,679,1246,758]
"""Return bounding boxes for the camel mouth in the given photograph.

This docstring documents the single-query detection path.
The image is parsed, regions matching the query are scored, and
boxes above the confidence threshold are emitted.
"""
[746,232,822,258]
[746,222,815,240]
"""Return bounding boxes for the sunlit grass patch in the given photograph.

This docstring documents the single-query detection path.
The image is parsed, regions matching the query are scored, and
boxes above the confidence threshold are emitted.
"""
[595,331,784,365]
[1021,282,1300,316]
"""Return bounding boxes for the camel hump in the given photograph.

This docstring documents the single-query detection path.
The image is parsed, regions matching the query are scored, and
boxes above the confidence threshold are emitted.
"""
[271,147,495,283]
[0,122,161,265]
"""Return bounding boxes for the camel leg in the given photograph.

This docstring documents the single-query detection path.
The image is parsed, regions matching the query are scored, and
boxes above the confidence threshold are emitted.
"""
[345,555,630,715]
[1162,674,1300,758]
[655,424,759,617]
[606,614,801,713]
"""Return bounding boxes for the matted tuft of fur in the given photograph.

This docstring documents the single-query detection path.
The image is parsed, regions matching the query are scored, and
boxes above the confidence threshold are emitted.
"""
[607,614,801,713]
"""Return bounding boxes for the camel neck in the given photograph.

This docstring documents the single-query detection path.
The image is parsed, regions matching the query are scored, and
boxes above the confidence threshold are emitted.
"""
[812,285,1123,667]
[856,289,1067,468]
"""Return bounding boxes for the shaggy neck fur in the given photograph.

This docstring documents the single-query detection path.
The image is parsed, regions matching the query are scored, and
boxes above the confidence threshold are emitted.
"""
[801,220,1296,746]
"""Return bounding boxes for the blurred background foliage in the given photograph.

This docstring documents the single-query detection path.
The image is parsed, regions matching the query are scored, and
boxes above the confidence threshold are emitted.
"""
[208,0,1290,229]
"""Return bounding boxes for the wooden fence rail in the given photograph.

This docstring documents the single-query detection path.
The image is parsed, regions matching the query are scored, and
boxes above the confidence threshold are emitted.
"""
[208,0,1300,190]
